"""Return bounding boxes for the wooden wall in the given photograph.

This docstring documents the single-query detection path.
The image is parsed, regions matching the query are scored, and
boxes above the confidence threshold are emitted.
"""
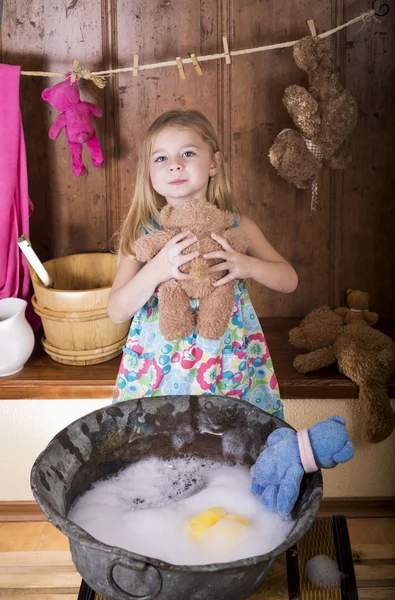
[1,1,394,317]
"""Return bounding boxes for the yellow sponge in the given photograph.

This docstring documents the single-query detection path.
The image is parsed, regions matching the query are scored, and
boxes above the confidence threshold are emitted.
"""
[188,506,249,540]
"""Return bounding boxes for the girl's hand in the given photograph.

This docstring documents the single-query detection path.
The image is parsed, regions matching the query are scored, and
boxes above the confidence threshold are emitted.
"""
[203,233,253,286]
[152,231,199,284]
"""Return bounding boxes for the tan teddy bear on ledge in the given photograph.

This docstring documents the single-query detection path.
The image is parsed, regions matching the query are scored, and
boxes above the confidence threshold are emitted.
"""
[334,289,378,326]
[133,199,248,341]
[289,306,395,444]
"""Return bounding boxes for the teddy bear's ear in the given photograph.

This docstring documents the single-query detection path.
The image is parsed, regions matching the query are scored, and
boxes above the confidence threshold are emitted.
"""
[346,289,354,295]
[328,415,346,426]
[41,89,51,101]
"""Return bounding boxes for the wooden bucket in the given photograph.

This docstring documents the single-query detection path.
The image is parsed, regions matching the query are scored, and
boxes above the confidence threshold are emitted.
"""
[30,253,130,366]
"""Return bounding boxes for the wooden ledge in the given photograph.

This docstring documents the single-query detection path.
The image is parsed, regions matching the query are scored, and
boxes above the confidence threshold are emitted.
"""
[0,318,394,400]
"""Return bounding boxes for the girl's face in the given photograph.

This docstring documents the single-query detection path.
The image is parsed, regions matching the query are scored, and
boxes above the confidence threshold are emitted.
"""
[149,127,221,207]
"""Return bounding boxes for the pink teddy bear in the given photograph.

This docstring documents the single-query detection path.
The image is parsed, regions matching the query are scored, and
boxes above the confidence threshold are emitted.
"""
[42,77,104,176]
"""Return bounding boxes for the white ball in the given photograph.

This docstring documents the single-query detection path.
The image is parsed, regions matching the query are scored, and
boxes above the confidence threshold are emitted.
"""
[305,554,342,588]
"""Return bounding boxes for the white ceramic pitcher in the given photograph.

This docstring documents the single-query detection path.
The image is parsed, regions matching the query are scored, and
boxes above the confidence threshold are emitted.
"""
[0,298,35,376]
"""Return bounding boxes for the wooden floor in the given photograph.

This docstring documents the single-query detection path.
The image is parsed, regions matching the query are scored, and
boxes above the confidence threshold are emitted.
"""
[0,518,394,599]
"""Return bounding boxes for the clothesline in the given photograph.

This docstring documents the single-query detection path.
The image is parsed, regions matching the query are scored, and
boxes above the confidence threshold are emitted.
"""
[20,9,378,88]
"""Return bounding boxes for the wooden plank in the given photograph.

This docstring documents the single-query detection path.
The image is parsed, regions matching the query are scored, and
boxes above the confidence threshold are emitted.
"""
[0,384,116,401]
[1,566,76,575]
[0,596,77,600]
[0,571,81,589]
[0,552,74,568]
[352,544,395,561]
[1,318,394,400]
[35,523,70,552]
[328,0,346,310]
[0,594,79,599]
[0,503,48,523]
[358,589,395,600]
[342,0,395,317]
[319,499,395,519]
[0,523,45,552]
[101,0,120,251]
[354,563,395,581]
[347,518,395,544]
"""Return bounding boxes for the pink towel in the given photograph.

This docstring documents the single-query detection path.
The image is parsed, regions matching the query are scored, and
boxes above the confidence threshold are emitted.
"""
[0,64,40,330]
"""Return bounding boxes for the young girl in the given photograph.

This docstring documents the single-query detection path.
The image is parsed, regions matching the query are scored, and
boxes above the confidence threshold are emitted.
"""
[108,110,298,419]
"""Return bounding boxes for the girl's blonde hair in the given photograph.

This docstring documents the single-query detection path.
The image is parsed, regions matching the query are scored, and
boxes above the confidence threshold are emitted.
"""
[119,109,235,258]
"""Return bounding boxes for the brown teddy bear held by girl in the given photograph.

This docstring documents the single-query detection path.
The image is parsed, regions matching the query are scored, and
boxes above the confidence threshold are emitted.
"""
[133,199,248,341]
[289,306,395,444]
[269,36,358,189]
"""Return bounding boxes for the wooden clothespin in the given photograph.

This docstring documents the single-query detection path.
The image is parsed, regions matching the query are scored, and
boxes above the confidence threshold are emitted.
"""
[222,36,231,64]
[190,53,203,76]
[306,19,317,37]
[133,52,139,77]
[176,57,186,80]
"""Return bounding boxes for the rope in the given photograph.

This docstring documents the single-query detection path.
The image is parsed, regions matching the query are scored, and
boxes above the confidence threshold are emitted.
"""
[70,60,107,89]
[19,9,377,88]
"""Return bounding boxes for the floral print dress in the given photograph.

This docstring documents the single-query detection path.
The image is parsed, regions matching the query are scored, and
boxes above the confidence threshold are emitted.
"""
[113,217,283,419]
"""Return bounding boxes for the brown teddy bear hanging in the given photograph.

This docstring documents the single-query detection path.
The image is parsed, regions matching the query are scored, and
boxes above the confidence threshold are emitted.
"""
[133,199,248,341]
[289,306,395,444]
[269,36,358,189]
[334,289,379,326]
